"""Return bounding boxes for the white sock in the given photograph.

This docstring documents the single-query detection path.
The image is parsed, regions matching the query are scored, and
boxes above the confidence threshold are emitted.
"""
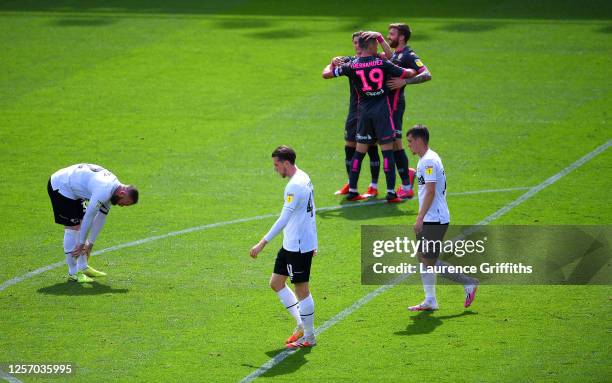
[77,254,88,271]
[63,229,78,275]
[276,286,302,327]
[402,184,411,191]
[420,269,437,303]
[370,182,377,189]
[299,294,315,338]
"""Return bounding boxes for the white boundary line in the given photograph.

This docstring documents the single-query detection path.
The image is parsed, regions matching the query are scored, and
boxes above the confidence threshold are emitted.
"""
[0,187,530,293]
[238,139,611,383]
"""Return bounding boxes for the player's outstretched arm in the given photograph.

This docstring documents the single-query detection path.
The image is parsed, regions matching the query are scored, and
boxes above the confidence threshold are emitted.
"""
[404,67,432,85]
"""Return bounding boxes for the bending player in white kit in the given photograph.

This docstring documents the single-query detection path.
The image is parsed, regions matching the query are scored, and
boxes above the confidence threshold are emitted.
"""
[406,125,478,311]
[250,146,318,348]
[47,164,139,283]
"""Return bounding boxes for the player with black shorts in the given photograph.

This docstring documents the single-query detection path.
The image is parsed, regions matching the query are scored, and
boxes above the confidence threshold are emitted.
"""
[250,146,318,348]
[48,163,138,283]
[323,32,416,202]
[406,125,479,312]
[330,31,391,198]
[386,23,432,200]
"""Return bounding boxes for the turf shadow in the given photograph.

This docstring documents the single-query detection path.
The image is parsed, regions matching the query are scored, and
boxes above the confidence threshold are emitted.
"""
[318,201,416,221]
[1,0,610,20]
[596,25,612,33]
[214,18,275,29]
[261,347,313,377]
[439,23,502,33]
[52,18,117,27]
[250,29,310,40]
[394,310,477,336]
[37,281,129,296]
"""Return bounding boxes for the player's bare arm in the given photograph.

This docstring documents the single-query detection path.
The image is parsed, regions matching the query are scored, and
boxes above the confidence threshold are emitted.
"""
[361,31,392,59]
[83,242,94,258]
[331,56,349,66]
[414,182,436,234]
[322,64,335,79]
[250,239,268,259]
[403,67,432,85]
[70,243,85,257]
[386,69,418,89]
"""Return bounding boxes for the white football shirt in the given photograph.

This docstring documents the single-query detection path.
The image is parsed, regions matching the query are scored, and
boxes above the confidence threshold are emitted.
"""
[50,164,121,243]
[416,149,450,223]
[281,168,318,252]
[51,164,119,209]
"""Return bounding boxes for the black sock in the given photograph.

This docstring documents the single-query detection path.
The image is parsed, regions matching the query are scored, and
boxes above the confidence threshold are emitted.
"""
[345,146,356,178]
[394,149,410,185]
[381,150,397,192]
[367,146,380,184]
[349,151,366,190]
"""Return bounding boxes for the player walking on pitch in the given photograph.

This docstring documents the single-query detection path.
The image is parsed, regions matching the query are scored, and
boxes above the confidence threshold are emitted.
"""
[250,146,318,348]
[47,163,138,283]
[406,125,478,311]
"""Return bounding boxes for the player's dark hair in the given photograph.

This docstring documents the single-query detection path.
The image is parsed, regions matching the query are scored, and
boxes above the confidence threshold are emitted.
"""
[407,124,429,144]
[127,186,139,204]
[389,23,412,42]
[352,30,363,39]
[358,34,376,50]
[272,145,296,165]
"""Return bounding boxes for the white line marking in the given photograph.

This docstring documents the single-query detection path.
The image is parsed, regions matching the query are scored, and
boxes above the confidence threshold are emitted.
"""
[449,186,531,196]
[477,140,611,225]
[0,369,23,383]
[238,139,611,382]
[0,186,530,293]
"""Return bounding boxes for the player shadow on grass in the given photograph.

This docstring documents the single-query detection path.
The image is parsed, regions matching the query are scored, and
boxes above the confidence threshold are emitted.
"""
[240,347,312,377]
[319,201,416,221]
[266,347,313,377]
[394,310,477,336]
[37,281,129,296]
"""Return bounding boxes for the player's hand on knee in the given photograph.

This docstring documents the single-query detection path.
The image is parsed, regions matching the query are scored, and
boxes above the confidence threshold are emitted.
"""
[71,243,85,257]
[83,242,94,258]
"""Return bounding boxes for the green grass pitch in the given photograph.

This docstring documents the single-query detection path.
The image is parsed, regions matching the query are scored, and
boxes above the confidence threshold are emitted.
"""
[0,1,610,382]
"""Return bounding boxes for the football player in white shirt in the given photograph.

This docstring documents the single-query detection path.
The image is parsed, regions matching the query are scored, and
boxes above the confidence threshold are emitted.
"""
[406,125,478,311]
[47,164,138,283]
[250,146,318,348]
